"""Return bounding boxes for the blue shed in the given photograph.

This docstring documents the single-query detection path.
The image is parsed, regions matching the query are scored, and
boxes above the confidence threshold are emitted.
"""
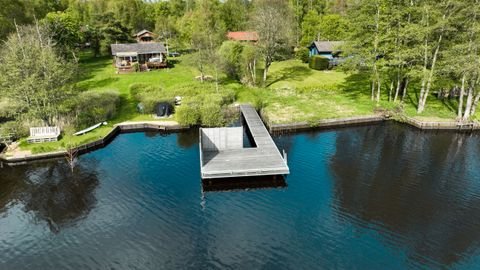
[308,41,344,59]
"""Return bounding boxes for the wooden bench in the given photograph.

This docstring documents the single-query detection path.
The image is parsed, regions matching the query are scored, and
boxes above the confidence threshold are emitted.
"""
[27,127,61,143]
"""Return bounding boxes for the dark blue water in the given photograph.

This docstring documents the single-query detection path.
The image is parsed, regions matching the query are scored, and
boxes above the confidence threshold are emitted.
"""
[2,124,480,269]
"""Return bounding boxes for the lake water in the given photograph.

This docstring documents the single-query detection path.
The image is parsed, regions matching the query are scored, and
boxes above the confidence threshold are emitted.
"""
[1,123,480,269]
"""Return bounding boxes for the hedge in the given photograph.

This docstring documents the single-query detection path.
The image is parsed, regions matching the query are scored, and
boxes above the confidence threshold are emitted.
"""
[309,55,330,70]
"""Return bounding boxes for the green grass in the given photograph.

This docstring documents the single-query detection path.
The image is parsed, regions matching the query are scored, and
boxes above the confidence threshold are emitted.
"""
[14,55,470,154]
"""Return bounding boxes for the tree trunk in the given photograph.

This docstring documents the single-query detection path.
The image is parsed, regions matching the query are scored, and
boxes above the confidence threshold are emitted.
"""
[418,8,447,113]
[389,80,394,102]
[458,74,466,118]
[373,3,380,103]
[376,76,381,102]
[263,59,270,85]
[393,72,401,102]
[463,86,474,120]
[402,78,409,101]
[371,80,375,101]
[469,91,480,117]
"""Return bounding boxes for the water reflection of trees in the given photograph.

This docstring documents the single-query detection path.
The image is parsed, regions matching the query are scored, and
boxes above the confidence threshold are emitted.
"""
[330,123,480,267]
[177,129,199,149]
[0,160,99,233]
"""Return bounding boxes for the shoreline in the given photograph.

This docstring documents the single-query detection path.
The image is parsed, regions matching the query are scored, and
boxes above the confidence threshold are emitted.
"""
[1,115,478,165]
[0,121,188,165]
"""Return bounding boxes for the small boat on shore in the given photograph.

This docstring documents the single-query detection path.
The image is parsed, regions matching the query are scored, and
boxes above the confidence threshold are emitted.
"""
[74,122,107,136]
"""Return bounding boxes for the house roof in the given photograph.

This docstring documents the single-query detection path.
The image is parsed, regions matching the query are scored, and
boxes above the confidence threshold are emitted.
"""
[227,31,259,41]
[111,43,167,56]
[135,29,154,37]
[310,41,344,52]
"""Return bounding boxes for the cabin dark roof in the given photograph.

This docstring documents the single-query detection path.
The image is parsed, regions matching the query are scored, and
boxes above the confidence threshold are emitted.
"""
[135,29,153,37]
[111,43,167,56]
[310,41,344,52]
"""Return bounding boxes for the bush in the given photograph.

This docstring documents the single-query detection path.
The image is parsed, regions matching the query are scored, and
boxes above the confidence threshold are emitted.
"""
[132,62,140,72]
[218,41,244,79]
[0,120,28,140]
[129,83,150,99]
[295,47,310,63]
[200,102,225,127]
[175,101,201,126]
[309,55,330,70]
[74,90,120,128]
[129,83,174,113]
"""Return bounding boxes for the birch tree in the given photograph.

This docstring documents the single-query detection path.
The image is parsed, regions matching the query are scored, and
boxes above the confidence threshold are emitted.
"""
[252,0,294,85]
[0,24,76,125]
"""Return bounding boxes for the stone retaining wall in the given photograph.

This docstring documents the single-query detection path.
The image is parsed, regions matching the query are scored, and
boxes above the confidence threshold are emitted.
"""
[0,122,187,165]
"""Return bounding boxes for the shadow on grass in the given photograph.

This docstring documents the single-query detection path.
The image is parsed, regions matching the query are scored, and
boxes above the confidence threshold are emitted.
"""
[77,77,119,91]
[266,65,313,87]
[337,72,371,99]
[114,95,139,123]
[77,53,112,82]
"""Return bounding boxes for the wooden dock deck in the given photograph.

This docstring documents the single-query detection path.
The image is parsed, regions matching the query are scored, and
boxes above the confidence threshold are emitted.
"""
[200,104,289,179]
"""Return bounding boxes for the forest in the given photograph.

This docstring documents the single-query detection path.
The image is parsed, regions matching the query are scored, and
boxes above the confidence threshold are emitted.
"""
[0,0,479,146]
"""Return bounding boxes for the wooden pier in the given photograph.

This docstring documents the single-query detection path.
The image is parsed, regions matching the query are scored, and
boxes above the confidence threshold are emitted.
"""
[200,104,290,179]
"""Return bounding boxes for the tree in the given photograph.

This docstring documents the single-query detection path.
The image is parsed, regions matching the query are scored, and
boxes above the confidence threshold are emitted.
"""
[97,12,132,55]
[416,1,456,113]
[221,0,250,31]
[318,14,349,40]
[0,0,30,40]
[190,0,225,83]
[0,24,76,125]
[443,0,480,120]
[241,44,259,86]
[42,11,82,60]
[300,10,322,46]
[218,41,244,79]
[252,0,294,84]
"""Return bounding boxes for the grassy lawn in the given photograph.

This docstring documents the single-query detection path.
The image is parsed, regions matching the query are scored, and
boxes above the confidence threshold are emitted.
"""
[11,55,470,154]
[17,53,200,154]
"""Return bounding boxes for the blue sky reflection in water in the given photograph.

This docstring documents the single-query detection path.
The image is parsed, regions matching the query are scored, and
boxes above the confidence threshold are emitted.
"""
[1,124,480,269]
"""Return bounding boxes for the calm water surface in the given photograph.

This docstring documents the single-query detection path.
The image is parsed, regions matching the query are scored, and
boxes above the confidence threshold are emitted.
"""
[2,123,480,269]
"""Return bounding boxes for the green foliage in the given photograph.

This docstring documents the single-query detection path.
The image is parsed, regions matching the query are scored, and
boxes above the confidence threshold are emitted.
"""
[0,24,77,125]
[309,55,330,70]
[221,0,249,31]
[98,12,132,55]
[132,62,140,72]
[175,100,201,126]
[42,11,82,59]
[129,84,172,113]
[74,90,120,128]
[200,101,225,127]
[300,10,322,46]
[218,41,244,79]
[295,47,310,63]
[0,120,28,139]
[252,0,294,83]
[318,14,349,41]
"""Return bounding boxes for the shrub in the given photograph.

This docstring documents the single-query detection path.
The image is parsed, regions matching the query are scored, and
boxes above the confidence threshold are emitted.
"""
[132,62,140,72]
[309,55,330,70]
[129,83,174,113]
[0,120,28,140]
[218,41,244,79]
[295,47,310,63]
[74,90,120,128]
[200,102,225,127]
[175,101,201,126]
[129,83,150,99]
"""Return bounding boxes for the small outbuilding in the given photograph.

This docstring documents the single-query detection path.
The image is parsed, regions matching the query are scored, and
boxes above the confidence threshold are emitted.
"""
[308,41,344,59]
[134,30,155,43]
